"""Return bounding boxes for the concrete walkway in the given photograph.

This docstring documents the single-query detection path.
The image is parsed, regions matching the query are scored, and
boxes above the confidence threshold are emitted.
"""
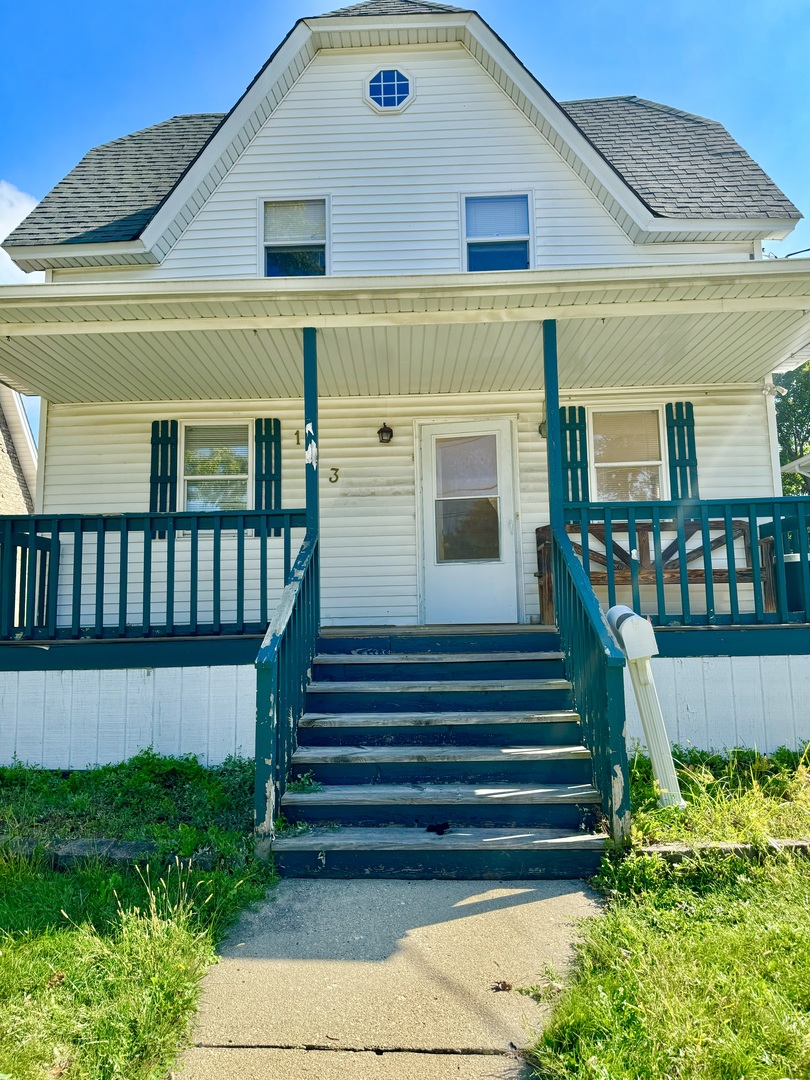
[181,878,600,1079]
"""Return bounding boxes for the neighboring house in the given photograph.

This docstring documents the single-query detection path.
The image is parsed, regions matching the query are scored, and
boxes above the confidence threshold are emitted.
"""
[0,0,809,875]
[0,385,35,513]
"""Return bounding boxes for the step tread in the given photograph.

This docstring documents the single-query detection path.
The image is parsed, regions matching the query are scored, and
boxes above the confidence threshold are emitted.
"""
[313,651,564,664]
[273,826,606,851]
[292,744,590,764]
[299,710,580,727]
[319,624,557,637]
[308,678,572,693]
[281,782,601,806]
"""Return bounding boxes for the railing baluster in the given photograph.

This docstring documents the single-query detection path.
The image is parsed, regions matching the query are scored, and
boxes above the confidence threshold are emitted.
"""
[604,507,616,609]
[771,501,789,621]
[118,518,129,637]
[260,513,269,627]
[627,506,640,613]
[46,521,59,639]
[699,503,715,623]
[0,520,12,638]
[24,522,38,637]
[190,517,199,634]
[142,517,152,636]
[651,505,666,625]
[236,514,245,634]
[71,522,83,639]
[723,505,739,625]
[284,514,292,584]
[166,516,176,635]
[748,503,764,623]
[94,518,106,638]
[675,502,691,626]
[213,516,221,634]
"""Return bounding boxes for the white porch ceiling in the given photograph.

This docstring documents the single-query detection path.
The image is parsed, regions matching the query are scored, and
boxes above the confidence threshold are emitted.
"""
[0,263,809,402]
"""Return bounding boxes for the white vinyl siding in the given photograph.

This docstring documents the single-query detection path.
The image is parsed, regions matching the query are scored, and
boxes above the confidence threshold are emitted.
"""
[39,386,777,627]
[52,45,754,285]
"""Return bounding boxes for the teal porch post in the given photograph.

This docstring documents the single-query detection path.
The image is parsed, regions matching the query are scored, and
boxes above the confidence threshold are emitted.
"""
[303,327,319,537]
[303,326,320,625]
[543,320,564,530]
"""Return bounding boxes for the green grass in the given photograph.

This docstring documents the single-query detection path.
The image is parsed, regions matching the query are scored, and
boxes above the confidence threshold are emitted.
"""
[0,749,255,858]
[0,752,276,1079]
[529,853,810,1080]
[630,743,810,845]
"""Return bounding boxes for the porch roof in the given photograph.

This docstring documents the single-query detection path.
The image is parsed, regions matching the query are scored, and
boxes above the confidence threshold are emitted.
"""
[0,261,809,402]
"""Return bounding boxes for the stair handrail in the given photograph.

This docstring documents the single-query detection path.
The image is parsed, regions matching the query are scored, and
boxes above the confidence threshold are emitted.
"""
[254,529,320,836]
[551,523,631,843]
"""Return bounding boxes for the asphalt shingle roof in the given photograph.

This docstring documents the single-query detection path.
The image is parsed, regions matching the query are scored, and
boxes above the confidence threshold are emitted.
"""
[4,114,225,247]
[562,96,801,220]
[5,89,800,252]
[319,1,469,15]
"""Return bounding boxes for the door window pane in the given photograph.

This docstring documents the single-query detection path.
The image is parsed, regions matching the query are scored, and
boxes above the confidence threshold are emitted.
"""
[436,435,498,498]
[436,498,500,562]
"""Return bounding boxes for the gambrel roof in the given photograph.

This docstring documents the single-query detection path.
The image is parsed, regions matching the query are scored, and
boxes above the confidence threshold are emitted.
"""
[3,1,801,268]
[6,115,225,248]
[563,96,799,221]
[321,1,469,13]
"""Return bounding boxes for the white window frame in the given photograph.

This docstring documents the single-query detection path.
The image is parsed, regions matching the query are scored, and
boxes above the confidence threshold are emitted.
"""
[586,404,670,503]
[363,66,416,114]
[460,191,534,273]
[179,419,255,513]
[257,195,332,278]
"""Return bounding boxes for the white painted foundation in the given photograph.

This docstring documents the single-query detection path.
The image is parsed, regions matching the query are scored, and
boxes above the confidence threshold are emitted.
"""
[2,654,808,770]
[0,666,256,769]
[624,655,810,754]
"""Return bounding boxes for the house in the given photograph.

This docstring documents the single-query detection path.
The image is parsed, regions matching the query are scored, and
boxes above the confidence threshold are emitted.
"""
[0,0,808,876]
[0,386,35,514]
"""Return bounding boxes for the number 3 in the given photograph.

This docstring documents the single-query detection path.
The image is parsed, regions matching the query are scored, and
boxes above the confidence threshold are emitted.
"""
[328,468,339,484]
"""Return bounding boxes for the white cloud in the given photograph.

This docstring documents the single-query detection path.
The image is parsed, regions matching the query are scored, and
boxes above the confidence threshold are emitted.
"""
[0,181,44,284]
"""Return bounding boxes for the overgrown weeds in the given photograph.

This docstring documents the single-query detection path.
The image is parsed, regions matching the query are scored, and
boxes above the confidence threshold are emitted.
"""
[529,852,810,1079]
[0,750,255,858]
[629,743,810,845]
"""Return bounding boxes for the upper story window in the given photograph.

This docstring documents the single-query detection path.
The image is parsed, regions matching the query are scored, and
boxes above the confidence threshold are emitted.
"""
[465,195,531,272]
[264,199,326,277]
[365,68,414,113]
[183,423,251,511]
[591,410,664,502]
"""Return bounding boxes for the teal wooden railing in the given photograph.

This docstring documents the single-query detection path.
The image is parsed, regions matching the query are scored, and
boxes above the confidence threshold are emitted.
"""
[254,531,320,835]
[564,497,810,626]
[0,509,306,641]
[551,524,631,843]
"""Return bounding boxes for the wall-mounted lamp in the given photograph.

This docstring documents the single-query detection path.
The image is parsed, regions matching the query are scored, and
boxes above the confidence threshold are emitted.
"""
[538,421,548,438]
[377,422,394,444]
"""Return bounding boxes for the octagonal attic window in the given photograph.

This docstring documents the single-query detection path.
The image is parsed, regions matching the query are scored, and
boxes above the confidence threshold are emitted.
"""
[366,69,413,112]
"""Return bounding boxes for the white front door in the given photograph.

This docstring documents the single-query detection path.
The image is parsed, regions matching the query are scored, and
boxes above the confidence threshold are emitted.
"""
[420,419,519,624]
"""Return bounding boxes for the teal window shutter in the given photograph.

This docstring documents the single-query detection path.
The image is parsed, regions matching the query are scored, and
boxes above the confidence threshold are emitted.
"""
[665,402,700,500]
[559,406,589,503]
[149,420,178,513]
[254,419,282,519]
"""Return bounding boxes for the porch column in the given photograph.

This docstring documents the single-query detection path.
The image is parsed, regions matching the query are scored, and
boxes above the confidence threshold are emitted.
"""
[543,319,564,531]
[303,327,319,537]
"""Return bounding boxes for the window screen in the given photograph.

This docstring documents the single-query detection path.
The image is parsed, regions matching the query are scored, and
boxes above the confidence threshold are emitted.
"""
[183,424,250,512]
[264,200,326,278]
[466,195,530,272]
[592,410,663,502]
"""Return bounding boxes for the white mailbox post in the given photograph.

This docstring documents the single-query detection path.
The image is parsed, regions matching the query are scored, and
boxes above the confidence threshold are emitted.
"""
[606,605,685,809]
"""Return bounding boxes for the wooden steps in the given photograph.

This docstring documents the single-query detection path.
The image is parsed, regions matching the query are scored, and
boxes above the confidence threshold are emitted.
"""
[273,627,604,879]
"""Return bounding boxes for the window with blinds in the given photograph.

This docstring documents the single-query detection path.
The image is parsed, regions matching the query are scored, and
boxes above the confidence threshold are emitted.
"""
[182,423,251,512]
[591,410,663,502]
[465,195,531,272]
[264,199,327,277]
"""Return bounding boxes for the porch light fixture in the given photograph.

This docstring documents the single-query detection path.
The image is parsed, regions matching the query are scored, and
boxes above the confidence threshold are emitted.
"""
[377,422,394,444]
